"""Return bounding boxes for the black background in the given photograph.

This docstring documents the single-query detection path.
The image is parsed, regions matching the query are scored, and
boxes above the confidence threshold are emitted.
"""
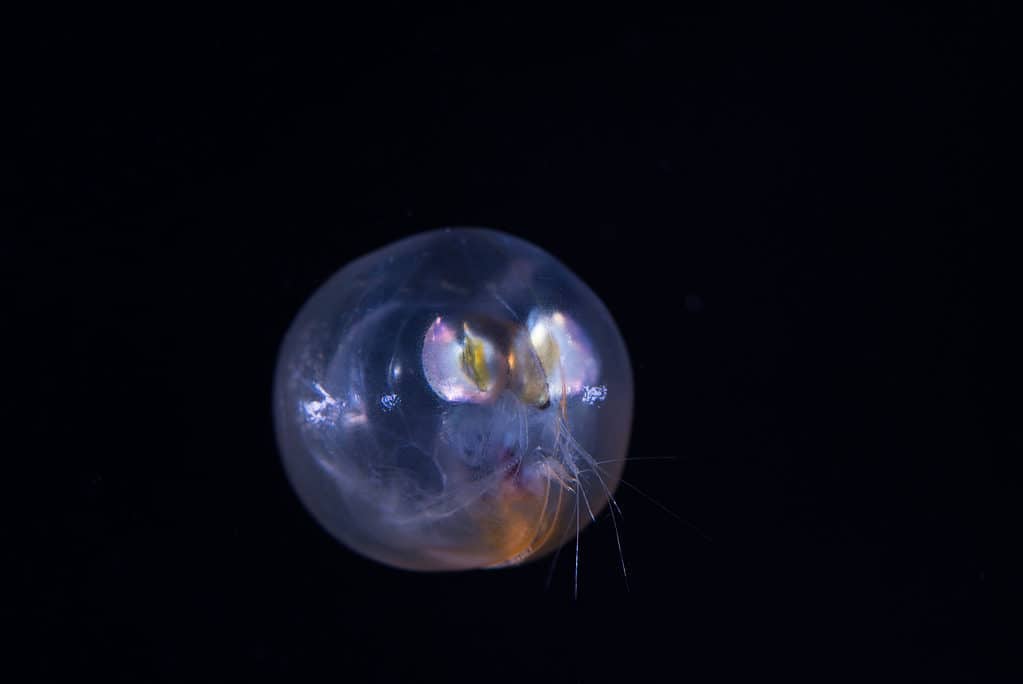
[13,5,1010,682]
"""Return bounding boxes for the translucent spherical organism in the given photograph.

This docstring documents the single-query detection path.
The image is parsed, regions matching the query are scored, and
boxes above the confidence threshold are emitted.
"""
[273,228,633,571]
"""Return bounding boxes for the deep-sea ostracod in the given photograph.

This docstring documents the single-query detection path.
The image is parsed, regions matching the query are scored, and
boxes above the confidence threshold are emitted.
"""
[274,228,633,571]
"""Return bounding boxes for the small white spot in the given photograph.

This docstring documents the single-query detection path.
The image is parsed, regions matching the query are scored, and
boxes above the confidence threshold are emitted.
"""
[304,382,341,424]
[380,393,400,412]
[581,384,608,405]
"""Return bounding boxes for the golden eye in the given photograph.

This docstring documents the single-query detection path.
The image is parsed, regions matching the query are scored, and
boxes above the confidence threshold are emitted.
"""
[459,323,493,392]
[421,317,506,403]
[526,309,599,401]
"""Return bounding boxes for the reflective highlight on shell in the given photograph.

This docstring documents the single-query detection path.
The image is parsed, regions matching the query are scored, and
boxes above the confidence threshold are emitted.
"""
[273,228,633,571]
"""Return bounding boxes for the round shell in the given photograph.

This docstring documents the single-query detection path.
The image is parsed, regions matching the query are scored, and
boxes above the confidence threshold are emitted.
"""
[274,228,633,571]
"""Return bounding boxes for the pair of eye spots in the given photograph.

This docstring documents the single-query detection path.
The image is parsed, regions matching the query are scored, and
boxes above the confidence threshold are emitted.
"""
[421,309,600,409]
